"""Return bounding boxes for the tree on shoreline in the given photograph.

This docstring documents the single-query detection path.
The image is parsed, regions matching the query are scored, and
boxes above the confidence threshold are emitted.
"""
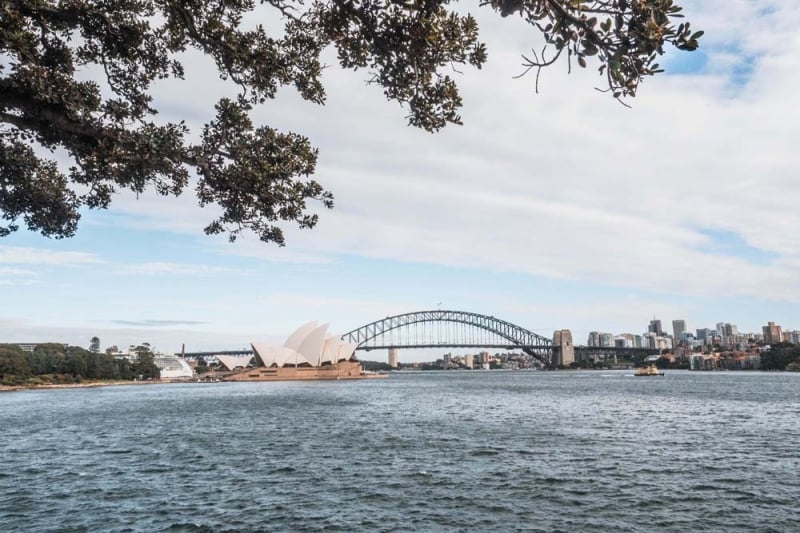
[132,345,161,380]
[0,343,150,384]
[0,345,31,385]
[760,344,800,371]
[1,0,700,245]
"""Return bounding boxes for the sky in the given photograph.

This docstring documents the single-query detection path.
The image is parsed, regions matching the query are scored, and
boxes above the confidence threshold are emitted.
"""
[2,1,800,361]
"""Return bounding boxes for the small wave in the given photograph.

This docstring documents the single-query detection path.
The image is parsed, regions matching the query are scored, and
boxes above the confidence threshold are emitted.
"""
[161,523,216,532]
[471,449,499,456]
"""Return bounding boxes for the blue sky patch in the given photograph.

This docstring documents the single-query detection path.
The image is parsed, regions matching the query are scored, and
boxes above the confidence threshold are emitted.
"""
[697,228,777,265]
[663,47,708,75]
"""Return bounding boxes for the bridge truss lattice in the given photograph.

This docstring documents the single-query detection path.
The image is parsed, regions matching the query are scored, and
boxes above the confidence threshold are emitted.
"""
[341,310,553,362]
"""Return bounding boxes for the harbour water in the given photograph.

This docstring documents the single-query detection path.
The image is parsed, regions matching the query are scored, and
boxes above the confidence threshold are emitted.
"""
[2,370,800,532]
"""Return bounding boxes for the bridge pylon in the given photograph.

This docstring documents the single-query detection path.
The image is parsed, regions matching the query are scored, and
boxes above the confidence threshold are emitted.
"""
[552,330,575,367]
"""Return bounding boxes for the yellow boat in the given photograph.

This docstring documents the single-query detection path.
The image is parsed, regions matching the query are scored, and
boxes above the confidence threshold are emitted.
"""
[634,365,664,377]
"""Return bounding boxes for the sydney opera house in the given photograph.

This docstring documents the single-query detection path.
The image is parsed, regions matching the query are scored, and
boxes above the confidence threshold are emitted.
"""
[222,322,383,381]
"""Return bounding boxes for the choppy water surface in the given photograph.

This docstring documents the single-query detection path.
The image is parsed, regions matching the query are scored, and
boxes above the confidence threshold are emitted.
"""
[2,370,800,532]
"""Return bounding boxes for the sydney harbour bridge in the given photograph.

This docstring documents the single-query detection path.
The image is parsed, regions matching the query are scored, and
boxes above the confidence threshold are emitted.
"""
[340,310,558,364]
[183,309,659,367]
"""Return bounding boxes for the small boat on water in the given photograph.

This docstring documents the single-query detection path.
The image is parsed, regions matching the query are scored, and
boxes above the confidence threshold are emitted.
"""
[634,365,664,377]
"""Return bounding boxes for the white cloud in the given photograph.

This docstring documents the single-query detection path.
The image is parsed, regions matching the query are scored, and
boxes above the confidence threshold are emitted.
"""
[97,1,800,302]
[255,292,416,331]
[113,262,239,276]
[0,246,102,266]
[9,1,799,345]
[0,267,36,276]
[0,267,38,286]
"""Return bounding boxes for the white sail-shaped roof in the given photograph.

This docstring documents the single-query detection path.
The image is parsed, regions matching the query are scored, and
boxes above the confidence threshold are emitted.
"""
[251,341,275,367]
[337,342,358,362]
[284,321,319,351]
[321,335,341,365]
[267,346,314,368]
[217,355,253,371]
[251,323,358,369]
[296,323,329,367]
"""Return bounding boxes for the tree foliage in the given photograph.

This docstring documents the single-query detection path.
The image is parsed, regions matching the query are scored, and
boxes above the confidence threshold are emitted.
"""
[760,344,800,371]
[132,345,161,379]
[0,344,31,384]
[0,343,143,384]
[1,0,700,244]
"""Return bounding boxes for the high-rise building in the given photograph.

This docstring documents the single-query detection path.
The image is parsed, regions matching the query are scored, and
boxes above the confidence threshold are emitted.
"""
[648,319,663,336]
[464,353,474,369]
[614,336,632,348]
[715,322,738,339]
[587,331,600,347]
[763,322,782,345]
[672,320,686,345]
[645,332,658,349]
[696,328,714,345]
[784,330,800,345]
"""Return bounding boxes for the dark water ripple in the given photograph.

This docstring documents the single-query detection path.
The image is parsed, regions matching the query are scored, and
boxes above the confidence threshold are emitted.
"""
[2,370,800,532]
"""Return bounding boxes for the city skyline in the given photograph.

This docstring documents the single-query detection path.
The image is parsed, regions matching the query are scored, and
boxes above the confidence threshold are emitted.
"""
[2,1,800,362]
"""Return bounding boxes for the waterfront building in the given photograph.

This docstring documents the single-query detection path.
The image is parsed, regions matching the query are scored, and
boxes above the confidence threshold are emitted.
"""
[783,330,800,345]
[251,322,358,368]
[154,354,195,380]
[224,322,380,382]
[614,336,632,348]
[690,354,718,371]
[464,353,473,369]
[216,355,253,371]
[763,322,782,345]
[443,353,452,369]
[480,351,490,369]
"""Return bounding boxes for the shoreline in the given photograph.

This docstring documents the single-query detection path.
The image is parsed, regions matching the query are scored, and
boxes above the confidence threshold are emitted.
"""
[0,380,161,393]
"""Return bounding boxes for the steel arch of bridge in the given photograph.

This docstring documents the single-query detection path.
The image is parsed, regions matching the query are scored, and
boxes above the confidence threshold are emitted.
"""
[341,310,553,360]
